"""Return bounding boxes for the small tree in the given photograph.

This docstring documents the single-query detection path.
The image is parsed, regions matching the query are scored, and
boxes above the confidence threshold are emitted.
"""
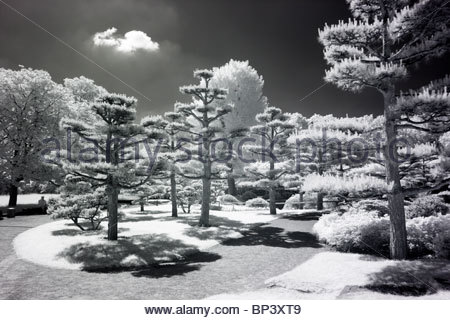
[177,69,232,226]
[61,93,153,240]
[142,111,189,217]
[49,179,108,231]
[246,106,294,215]
[177,180,202,214]
[133,182,168,212]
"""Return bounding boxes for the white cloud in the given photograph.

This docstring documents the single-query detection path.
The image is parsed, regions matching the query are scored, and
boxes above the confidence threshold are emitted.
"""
[93,27,159,53]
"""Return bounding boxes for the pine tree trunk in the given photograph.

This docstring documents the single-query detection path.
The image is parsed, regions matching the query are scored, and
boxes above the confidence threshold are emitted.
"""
[199,175,211,226]
[269,158,277,215]
[299,190,304,210]
[317,192,324,211]
[8,183,18,207]
[107,175,119,241]
[227,175,237,196]
[199,154,212,226]
[170,167,178,217]
[317,143,324,211]
[269,187,277,215]
[140,202,144,212]
[383,88,408,260]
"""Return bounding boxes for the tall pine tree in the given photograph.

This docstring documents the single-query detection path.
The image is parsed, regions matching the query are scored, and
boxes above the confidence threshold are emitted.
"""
[319,0,450,259]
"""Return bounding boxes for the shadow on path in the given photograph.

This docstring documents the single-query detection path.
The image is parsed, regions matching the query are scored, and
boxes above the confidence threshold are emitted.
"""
[282,212,323,221]
[130,252,222,278]
[364,259,450,296]
[222,224,322,248]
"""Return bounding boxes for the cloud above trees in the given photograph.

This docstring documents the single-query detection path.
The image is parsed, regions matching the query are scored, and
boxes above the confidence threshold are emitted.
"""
[93,28,159,53]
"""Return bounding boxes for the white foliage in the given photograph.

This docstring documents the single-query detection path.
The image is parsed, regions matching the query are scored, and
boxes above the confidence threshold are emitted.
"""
[303,173,387,195]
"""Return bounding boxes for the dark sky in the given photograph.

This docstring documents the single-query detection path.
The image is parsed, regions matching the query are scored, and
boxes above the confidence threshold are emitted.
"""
[0,0,448,119]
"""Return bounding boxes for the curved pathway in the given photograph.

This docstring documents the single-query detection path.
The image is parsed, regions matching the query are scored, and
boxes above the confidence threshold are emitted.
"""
[0,212,326,299]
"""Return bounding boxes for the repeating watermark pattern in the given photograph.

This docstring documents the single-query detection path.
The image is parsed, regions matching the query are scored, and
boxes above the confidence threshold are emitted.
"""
[40,128,413,171]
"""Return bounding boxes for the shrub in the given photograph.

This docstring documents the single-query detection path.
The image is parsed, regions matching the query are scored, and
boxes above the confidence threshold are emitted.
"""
[283,193,318,210]
[283,194,303,210]
[218,194,240,204]
[407,215,450,258]
[240,191,258,202]
[313,208,390,255]
[352,199,390,217]
[245,197,269,208]
[210,204,222,211]
[302,173,387,196]
[314,207,450,258]
[49,187,108,231]
[406,195,449,219]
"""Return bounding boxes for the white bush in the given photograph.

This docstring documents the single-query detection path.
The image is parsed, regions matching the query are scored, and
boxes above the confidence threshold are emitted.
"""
[313,208,390,254]
[314,206,450,258]
[245,197,269,208]
[283,194,303,210]
[405,195,449,219]
[407,215,450,258]
[218,194,240,204]
[303,173,387,196]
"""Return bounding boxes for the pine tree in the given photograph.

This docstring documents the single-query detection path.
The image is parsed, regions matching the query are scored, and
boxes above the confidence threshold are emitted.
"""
[396,76,450,195]
[49,179,108,231]
[141,111,190,217]
[318,0,450,259]
[133,182,168,212]
[61,93,153,240]
[177,69,232,226]
[246,106,294,215]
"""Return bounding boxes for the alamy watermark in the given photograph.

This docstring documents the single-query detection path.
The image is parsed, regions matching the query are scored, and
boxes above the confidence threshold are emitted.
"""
[40,128,413,172]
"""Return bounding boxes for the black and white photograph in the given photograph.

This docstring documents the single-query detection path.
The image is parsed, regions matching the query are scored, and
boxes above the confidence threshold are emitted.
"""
[0,0,449,318]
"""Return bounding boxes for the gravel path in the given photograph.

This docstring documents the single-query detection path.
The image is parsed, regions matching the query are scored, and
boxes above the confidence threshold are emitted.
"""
[0,212,326,299]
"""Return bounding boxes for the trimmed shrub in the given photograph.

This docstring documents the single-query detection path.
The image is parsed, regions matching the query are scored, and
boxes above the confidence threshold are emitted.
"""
[406,195,448,219]
[245,197,269,208]
[313,208,390,255]
[314,207,450,258]
[352,199,390,217]
[218,194,240,204]
[407,215,450,258]
[283,194,303,210]
[240,191,258,202]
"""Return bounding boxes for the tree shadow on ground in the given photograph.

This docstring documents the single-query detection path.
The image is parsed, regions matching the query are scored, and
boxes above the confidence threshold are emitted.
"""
[221,224,323,248]
[52,229,88,236]
[174,214,249,229]
[52,226,129,237]
[363,258,450,296]
[130,252,221,278]
[182,215,252,241]
[180,214,323,248]
[282,212,324,221]
[57,234,221,277]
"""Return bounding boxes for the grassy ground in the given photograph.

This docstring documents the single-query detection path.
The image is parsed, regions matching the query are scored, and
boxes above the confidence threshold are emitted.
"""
[1,208,325,299]
[209,251,450,299]
[14,204,275,270]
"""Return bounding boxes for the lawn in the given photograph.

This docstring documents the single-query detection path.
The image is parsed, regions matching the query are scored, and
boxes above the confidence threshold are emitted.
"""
[13,203,278,271]
[208,252,450,299]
